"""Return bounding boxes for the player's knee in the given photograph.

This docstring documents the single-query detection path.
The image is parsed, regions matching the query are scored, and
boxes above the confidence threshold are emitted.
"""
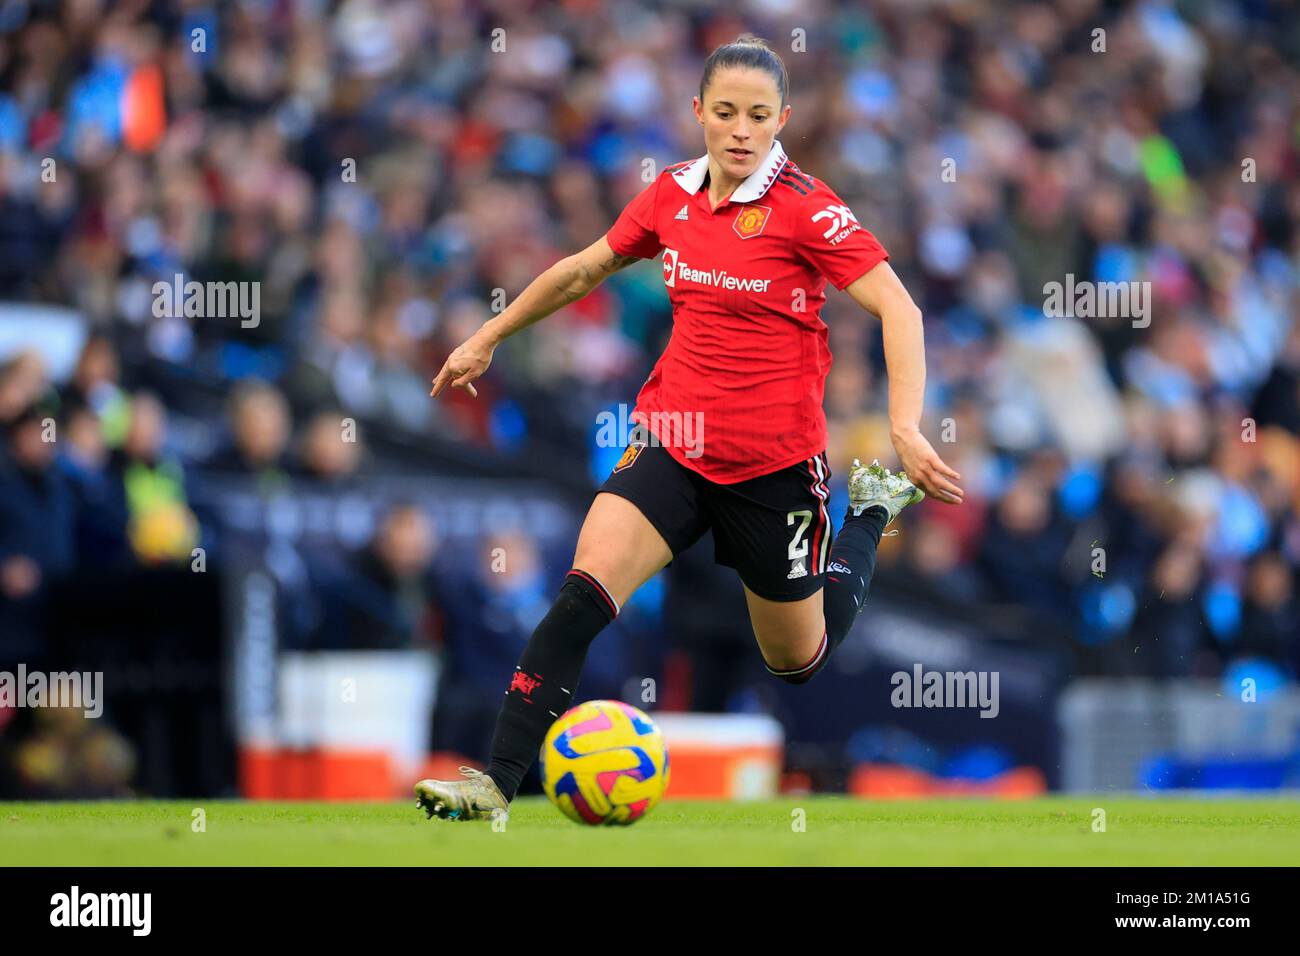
[762,634,830,685]
[560,568,621,622]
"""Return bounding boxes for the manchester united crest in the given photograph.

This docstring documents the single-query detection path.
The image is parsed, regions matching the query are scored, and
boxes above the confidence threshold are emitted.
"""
[733,204,771,240]
[612,442,645,474]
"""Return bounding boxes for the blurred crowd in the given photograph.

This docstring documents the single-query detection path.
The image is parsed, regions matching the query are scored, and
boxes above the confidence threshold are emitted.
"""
[0,0,1298,727]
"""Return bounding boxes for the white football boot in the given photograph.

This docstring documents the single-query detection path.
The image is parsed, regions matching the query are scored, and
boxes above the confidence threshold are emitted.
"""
[846,458,925,531]
[414,767,509,822]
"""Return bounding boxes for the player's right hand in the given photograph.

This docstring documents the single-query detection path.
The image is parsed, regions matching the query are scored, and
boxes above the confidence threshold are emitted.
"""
[430,333,494,398]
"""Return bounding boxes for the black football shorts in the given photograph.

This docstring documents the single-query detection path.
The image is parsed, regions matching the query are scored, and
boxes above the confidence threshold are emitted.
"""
[598,441,833,602]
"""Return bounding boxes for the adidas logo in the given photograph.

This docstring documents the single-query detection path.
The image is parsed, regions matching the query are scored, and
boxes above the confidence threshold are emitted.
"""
[675,204,689,221]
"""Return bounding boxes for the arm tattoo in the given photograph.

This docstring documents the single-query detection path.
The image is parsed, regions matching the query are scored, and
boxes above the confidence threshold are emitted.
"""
[601,252,641,274]
[559,252,641,303]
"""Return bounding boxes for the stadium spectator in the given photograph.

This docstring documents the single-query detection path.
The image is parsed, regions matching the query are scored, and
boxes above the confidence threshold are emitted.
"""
[308,502,444,650]
[0,350,50,426]
[292,408,366,486]
[56,400,130,568]
[0,403,76,665]
[112,391,199,566]
[204,380,292,489]
[63,334,129,448]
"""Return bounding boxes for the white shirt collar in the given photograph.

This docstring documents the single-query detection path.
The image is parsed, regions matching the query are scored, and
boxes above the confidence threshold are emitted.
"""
[670,139,789,204]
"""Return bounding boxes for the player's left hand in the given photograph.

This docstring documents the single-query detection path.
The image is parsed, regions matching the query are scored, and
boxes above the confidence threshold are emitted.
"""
[891,425,964,504]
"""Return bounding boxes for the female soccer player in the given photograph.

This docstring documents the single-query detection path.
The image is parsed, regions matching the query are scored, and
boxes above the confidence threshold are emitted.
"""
[416,35,963,820]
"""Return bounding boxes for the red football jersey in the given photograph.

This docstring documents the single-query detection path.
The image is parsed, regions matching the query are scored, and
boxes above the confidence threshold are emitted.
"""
[605,140,889,483]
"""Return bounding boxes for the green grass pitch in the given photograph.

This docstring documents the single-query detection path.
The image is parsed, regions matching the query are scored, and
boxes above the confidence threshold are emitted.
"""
[2,797,1298,866]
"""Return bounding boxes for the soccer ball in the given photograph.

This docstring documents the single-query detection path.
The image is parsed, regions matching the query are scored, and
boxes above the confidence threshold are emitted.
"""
[539,699,670,825]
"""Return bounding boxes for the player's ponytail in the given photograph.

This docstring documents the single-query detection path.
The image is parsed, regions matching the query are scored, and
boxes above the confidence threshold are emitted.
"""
[699,34,789,108]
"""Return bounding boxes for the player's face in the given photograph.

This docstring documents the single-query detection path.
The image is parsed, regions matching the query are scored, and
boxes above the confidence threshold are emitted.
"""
[694,68,790,182]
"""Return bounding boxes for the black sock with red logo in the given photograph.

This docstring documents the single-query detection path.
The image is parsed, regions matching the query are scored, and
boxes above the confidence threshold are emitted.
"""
[822,505,887,650]
[484,569,619,801]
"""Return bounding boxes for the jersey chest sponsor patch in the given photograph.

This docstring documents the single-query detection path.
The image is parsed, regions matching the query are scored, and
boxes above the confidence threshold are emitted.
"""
[661,247,773,293]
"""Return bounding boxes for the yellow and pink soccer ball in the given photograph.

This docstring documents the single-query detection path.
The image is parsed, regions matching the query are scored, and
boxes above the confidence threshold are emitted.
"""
[539,700,670,825]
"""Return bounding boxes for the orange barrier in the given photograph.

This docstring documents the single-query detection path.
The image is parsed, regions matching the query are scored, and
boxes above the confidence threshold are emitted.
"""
[662,742,782,800]
[849,763,1047,799]
[238,747,394,800]
[239,749,1047,802]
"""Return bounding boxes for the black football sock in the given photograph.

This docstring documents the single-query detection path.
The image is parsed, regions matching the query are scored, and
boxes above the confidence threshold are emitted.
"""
[484,569,618,801]
[823,506,886,651]
[766,506,887,685]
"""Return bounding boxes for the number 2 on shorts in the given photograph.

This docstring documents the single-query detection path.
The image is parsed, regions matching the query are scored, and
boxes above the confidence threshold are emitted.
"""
[787,510,812,561]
